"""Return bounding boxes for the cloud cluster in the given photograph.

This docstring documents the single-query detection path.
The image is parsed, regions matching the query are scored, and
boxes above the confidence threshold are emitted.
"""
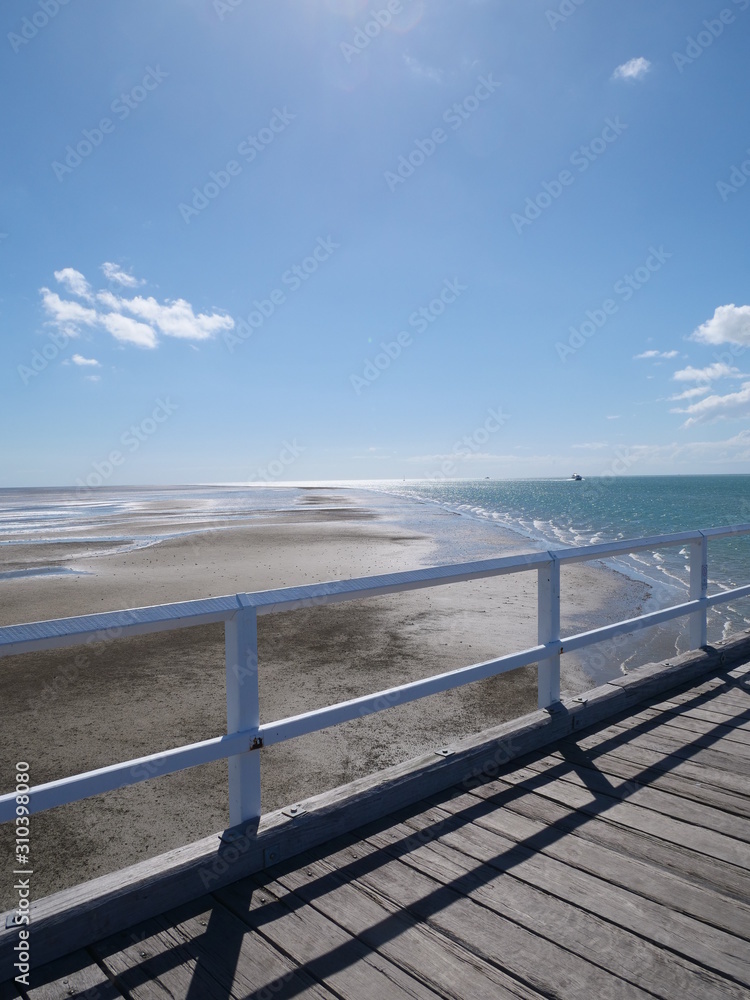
[690,304,750,347]
[101,262,144,288]
[634,349,678,359]
[54,268,93,300]
[40,266,234,350]
[612,57,651,81]
[647,304,750,426]
[669,386,710,402]
[673,382,750,428]
[672,361,740,382]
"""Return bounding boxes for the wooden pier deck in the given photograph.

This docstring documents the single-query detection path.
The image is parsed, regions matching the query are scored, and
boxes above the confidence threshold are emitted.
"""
[5,651,750,1000]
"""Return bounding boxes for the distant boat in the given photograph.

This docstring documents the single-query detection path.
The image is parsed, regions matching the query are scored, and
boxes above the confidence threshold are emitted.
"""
[571,473,583,481]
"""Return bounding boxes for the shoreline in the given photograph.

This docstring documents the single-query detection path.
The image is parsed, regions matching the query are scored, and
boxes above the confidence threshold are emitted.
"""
[0,486,650,905]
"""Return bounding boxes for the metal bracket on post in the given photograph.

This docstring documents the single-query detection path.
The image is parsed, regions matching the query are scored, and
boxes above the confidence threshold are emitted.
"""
[689,532,708,650]
[225,594,262,827]
[537,555,561,710]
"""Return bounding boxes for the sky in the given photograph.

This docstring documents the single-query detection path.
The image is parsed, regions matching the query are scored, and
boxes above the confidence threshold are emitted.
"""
[1,0,750,487]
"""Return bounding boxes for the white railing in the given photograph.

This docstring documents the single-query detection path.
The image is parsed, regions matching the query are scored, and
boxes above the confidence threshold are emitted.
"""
[2,525,750,829]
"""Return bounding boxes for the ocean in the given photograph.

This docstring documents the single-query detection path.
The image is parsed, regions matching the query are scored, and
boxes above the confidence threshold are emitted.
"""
[1,476,749,673]
[366,475,750,649]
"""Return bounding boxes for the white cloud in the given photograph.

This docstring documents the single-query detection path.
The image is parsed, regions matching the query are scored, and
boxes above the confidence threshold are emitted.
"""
[101,262,144,288]
[634,349,679,359]
[672,362,740,382]
[71,354,100,367]
[40,288,98,332]
[690,304,750,347]
[85,375,101,382]
[96,290,122,310]
[669,386,710,401]
[113,294,234,340]
[99,312,157,349]
[53,268,93,300]
[612,57,651,81]
[39,266,233,349]
[606,415,620,420]
[673,381,750,427]
[571,442,608,450]
[617,432,750,466]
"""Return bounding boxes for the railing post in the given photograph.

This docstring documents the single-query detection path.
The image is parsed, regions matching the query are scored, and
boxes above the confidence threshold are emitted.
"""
[537,555,561,709]
[225,596,261,826]
[689,532,708,650]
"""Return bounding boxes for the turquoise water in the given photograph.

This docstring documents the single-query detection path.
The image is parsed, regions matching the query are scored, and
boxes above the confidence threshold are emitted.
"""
[371,475,750,581]
[365,476,750,650]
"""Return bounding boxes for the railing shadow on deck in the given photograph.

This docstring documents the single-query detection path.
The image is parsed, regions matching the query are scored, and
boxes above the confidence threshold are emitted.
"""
[24,664,750,1000]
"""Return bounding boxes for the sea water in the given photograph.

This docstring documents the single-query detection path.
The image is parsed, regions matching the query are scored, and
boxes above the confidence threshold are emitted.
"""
[364,475,750,654]
[1,477,749,676]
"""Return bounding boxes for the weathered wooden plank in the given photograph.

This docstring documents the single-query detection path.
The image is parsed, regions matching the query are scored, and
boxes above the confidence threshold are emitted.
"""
[217,874,443,999]
[430,783,750,938]
[267,846,545,999]
[391,798,750,985]
[659,687,750,719]
[6,642,743,981]
[268,825,656,997]
[671,696,750,727]
[90,916,229,999]
[22,950,125,999]
[570,728,750,798]
[466,772,750,901]
[263,831,655,1000]
[606,718,750,763]
[586,723,750,780]
[152,896,337,999]
[546,745,750,820]
[91,897,339,1000]
[491,760,749,868]
[634,714,750,750]
[522,755,750,843]
[683,685,750,710]
[368,810,750,1000]
[630,703,750,742]
[640,698,750,732]
[0,692,593,981]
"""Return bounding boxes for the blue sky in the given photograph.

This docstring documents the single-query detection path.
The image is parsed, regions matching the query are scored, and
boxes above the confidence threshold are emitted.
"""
[2,0,749,486]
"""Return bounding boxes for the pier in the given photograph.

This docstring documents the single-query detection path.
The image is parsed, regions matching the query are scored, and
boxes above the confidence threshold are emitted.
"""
[2,526,750,997]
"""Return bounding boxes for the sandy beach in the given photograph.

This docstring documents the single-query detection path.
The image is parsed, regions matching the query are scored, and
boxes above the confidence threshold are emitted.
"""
[0,487,649,906]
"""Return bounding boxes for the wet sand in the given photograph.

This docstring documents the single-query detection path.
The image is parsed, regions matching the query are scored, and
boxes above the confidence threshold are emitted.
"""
[0,489,648,905]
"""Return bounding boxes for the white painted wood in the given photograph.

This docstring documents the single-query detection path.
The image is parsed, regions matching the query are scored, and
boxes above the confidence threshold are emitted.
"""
[705,583,750,606]
[0,730,256,823]
[551,529,702,565]
[0,598,238,656]
[562,600,701,654]
[225,600,261,825]
[259,644,548,747]
[1,524,749,830]
[0,552,551,657]
[700,524,750,540]
[537,557,561,709]
[690,533,708,650]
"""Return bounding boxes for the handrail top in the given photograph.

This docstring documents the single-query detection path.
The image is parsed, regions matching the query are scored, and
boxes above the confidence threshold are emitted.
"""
[1,523,749,655]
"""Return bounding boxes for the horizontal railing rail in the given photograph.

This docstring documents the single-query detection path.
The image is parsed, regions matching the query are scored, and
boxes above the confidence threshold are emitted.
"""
[1,524,749,827]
